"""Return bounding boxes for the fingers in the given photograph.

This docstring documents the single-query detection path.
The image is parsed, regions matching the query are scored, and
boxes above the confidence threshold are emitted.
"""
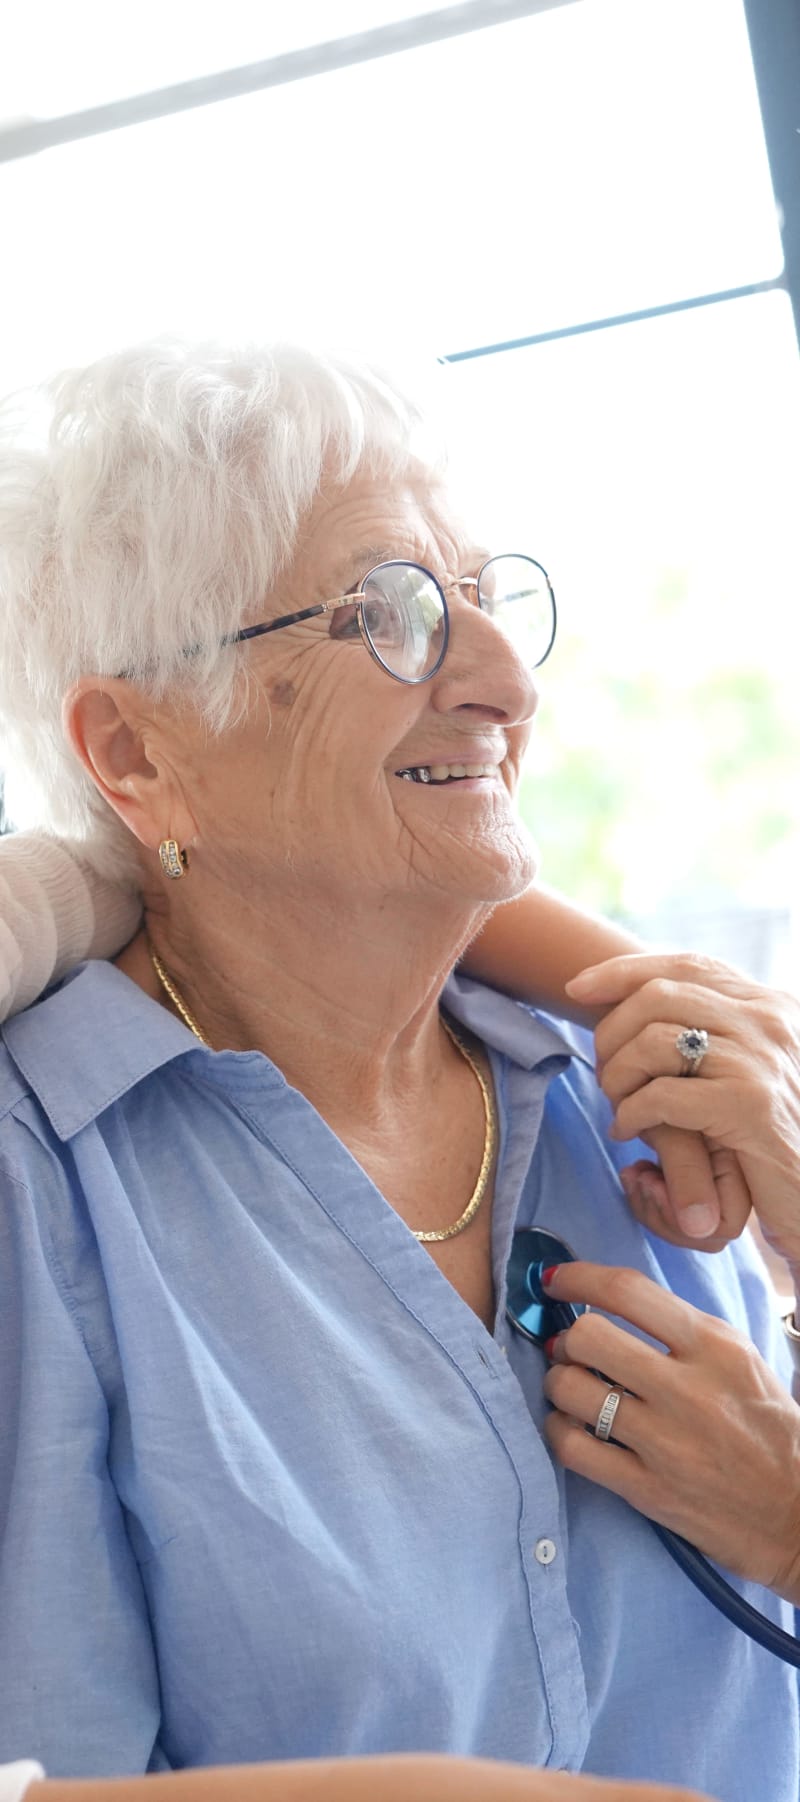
[609,1075,740,1145]
[620,1133,752,1247]
[638,1129,721,1240]
[540,1261,702,1357]
[543,1358,647,1451]
[599,1020,727,1102]
[543,1405,652,1506]
[566,951,757,1009]
[594,982,734,1069]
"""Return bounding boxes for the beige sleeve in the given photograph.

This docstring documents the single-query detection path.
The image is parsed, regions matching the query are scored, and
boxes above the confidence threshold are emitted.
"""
[0,1768,46,1802]
[0,833,141,1020]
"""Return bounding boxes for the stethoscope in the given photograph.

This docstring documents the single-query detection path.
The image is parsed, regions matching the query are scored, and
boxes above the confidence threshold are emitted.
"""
[506,1228,800,1669]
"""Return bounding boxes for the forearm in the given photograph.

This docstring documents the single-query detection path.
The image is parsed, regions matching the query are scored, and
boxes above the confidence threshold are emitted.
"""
[462,884,642,1025]
[29,1757,579,1802]
[27,1763,711,1802]
[32,1760,457,1802]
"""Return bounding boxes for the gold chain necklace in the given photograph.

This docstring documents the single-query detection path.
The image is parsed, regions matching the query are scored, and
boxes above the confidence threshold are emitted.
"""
[148,944,496,1243]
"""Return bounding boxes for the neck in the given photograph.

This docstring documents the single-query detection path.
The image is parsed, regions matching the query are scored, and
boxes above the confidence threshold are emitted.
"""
[124,868,494,1124]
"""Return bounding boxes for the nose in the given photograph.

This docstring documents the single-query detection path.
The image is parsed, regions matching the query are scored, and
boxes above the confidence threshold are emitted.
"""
[431,586,540,728]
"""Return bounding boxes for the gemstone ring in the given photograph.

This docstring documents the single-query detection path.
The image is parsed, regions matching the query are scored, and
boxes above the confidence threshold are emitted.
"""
[675,1026,709,1076]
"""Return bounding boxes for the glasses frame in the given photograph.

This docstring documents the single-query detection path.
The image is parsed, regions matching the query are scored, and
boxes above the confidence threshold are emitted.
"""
[226,554,557,686]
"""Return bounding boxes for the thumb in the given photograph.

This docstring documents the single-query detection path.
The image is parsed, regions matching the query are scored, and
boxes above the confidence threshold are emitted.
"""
[652,1126,721,1239]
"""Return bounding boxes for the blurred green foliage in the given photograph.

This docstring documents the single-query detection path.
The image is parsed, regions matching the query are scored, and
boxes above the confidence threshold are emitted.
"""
[517,580,800,918]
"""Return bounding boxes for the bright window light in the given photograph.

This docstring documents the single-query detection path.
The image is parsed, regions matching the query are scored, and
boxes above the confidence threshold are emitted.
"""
[0,0,781,392]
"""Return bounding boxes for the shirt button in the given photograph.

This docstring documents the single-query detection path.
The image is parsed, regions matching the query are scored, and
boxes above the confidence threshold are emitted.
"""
[534,1537,557,1566]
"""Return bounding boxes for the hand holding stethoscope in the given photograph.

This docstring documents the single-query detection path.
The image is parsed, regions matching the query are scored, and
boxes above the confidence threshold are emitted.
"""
[567,950,800,1275]
[506,1232,800,1664]
[538,1259,800,1607]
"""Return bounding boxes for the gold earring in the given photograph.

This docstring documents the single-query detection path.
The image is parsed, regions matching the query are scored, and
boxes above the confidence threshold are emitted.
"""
[158,838,189,880]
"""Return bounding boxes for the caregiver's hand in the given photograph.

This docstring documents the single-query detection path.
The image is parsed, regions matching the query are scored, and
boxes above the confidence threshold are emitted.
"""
[568,953,800,1263]
[624,1124,752,1253]
[541,1261,800,1603]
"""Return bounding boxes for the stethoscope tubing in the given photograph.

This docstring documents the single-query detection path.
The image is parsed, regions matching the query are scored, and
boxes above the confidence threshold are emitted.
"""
[507,1228,800,1668]
[649,1520,800,1667]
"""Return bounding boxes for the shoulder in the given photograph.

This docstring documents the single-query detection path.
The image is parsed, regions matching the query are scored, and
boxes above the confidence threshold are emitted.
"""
[0,960,198,1146]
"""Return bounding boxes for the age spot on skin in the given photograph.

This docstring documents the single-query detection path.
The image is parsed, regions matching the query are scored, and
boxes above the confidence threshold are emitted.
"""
[268,678,297,708]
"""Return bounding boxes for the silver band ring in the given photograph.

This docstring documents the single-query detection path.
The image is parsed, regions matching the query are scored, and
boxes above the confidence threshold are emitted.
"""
[594,1386,623,1441]
[675,1026,709,1076]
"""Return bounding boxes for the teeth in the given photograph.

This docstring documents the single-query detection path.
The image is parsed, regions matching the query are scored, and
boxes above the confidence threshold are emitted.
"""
[396,760,502,783]
[428,762,498,781]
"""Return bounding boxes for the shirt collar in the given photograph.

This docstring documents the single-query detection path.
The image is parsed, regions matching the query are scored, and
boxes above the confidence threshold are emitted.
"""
[2,961,199,1141]
[1,960,592,1143]
[442,969,595,1071]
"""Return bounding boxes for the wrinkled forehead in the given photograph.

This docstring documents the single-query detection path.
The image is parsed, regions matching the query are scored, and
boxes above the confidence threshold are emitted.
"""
[286,467,489,600]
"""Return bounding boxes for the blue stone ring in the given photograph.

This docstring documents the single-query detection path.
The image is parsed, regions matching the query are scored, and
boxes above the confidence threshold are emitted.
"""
[675,1026,709,1075]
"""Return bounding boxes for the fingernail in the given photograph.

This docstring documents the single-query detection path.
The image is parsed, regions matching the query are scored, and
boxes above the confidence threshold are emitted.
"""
[679,1202,719,1238]
[541,1265,561,1288]
[565,967,601,994]
[543,1334,562,1360]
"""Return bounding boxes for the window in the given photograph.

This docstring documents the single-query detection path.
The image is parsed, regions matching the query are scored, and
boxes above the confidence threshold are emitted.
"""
[1,0,797,989]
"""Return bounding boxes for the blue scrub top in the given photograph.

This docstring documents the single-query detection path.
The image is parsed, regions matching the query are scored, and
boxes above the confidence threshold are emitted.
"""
[0,962,796,1799]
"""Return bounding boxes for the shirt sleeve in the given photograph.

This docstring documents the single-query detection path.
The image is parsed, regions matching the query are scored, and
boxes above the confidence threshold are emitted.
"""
[0,1159,164,1776]
[0,1764,45,1802]
[0,833,141,1021]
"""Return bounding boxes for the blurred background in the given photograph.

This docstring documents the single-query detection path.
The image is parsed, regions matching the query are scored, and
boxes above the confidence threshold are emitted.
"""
[1,0,799,990]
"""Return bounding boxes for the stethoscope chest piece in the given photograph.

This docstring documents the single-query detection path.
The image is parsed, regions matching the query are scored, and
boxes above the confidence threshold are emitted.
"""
[505,1227,587,1344]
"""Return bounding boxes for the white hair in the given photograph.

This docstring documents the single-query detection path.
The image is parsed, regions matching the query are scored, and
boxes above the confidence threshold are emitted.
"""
[0,339,441,880]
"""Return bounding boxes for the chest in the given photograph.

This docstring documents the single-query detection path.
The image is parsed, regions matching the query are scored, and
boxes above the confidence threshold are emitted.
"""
[341,1136,498,1332]
[418,1172,498,1331]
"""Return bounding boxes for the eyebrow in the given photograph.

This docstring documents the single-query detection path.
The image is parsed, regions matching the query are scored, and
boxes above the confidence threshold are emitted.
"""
[328,545,396,595]
[329,543,493,596]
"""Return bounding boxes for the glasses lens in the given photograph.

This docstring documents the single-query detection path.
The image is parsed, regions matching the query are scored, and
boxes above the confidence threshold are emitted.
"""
[360,563,447,682]
[477,555,556,668]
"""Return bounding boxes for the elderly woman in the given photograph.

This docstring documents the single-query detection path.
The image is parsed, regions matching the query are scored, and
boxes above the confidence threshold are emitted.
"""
[0,342,797,1802]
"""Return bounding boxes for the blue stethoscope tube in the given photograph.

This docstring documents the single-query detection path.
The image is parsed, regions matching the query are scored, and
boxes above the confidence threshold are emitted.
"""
[506,1228,800,1669]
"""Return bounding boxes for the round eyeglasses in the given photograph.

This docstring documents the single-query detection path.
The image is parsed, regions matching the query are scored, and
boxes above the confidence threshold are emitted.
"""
[230,553,557,686]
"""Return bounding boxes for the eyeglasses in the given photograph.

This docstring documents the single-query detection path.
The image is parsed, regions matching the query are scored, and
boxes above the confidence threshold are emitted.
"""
[227,553,557,686]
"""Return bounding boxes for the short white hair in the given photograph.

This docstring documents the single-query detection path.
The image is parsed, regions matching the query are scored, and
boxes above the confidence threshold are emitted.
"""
[0,339,440,879]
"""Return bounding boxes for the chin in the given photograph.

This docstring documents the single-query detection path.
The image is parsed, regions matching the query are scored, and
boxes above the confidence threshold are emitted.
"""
[460,827,540,907]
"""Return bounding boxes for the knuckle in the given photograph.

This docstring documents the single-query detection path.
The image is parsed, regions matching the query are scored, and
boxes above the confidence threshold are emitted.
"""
[565,1312,596,1360]
[546,1364,579,1408]
[544,1411,586,1471]
[666,952,729,989]
[641,1021,667,1060]
[765,999,798,1055]
[643,977,677,1011]
[710,1313,751,1357]
[690,952,732,982]
[602,1265,644,1317]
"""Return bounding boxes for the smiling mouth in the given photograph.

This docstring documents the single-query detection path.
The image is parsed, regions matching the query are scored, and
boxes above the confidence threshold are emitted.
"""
[395,762,502,785]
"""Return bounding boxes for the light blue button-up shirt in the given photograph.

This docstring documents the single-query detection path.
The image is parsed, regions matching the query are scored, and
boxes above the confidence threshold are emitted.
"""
[0,963,796,1799]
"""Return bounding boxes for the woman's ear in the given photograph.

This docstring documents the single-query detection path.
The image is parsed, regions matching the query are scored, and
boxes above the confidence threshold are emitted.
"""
[62,678,195,852]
